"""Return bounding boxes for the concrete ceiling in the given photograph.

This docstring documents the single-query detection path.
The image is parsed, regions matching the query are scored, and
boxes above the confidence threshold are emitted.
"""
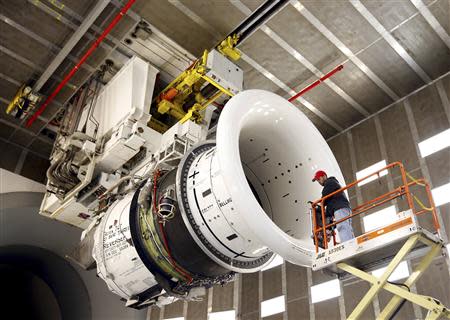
[0,0,449,161]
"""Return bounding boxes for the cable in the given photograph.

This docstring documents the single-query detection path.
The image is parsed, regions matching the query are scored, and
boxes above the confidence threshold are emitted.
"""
[151,170,193,284]
[406,171,426,186]
[387,281,410,320]
[405,171,434,211]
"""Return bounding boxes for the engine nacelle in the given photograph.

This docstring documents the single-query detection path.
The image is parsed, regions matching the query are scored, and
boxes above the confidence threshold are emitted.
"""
[92,90,344,307]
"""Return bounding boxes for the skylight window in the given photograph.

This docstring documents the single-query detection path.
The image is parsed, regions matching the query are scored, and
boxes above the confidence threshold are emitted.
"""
[209,310,235,320]
[372,261,409,282]
[261,254,284,271]
[261,295,285,317]
[310,279,341,303]
[363,206,397,232]
[356,160,388,186]
[431,182,450,207]
[418,128,450,157]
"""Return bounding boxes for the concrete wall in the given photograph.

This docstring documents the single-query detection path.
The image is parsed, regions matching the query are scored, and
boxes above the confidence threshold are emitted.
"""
[147,74,450,320]
[0,170,147,320]
[0,139,50,184]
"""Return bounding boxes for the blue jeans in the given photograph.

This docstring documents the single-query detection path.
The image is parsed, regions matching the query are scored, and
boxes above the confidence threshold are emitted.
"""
[334,208,355,242]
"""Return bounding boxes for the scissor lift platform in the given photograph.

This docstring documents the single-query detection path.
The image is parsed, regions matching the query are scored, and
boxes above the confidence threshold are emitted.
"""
[312,210,440,275]
[309,162,449,319]
[313,211,449,319]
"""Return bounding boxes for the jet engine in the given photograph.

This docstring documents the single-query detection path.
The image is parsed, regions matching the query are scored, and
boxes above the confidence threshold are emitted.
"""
[40,57,343,308]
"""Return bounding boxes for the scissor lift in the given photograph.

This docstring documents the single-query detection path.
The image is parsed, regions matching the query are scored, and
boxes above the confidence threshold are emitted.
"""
[310,162,450,320]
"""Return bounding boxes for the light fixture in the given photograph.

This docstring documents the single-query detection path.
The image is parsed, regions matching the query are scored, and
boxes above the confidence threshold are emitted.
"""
[363,206,397,232]
[418,128,450,157]
[372,261,409,282]
[208,310,235,320]
[431,182,450,207]
[311,279,341,303]
[356,160,388,186]
[261,295,285,317]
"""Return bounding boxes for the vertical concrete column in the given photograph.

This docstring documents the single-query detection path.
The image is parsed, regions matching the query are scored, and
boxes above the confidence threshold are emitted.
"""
[338,281,346,320]
[374,115,399,211]
[346,131,381,316]
[403,99,448,241]
[207,288,213,314]
[258,272,263,320]
[14,149,28,174]
[435,80,450,123]
[158,305,165,320]
[404,98,450,272]
[281,262,288,320]
[233,274,241,320]
[346,132,365,231]
[306,268,315,320]
[182,301,188,319]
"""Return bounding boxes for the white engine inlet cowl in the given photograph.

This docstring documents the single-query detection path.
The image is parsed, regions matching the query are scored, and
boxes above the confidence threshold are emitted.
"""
[93,192,158,299]
[176,90,344,270]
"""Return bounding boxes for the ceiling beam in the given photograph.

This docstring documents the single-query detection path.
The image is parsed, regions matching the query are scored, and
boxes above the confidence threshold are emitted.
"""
[350,0,431,83]
[168,0,222,39]
[0,44,77,90]
[410,0,450,49]
[0,13,95,74]
[241,52,343,131]
[19,1,133,150]
[167,0,343,131]
[291,0,400,101]
[0,118,53,146]
[27,0,120,54]
[230,0,370,117]
[327,70,450,142]
[0,135,49,160]
[33,0,111,92]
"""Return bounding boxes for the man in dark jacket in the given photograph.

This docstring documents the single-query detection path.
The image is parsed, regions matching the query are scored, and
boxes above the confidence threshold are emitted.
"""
[312,170,354,242]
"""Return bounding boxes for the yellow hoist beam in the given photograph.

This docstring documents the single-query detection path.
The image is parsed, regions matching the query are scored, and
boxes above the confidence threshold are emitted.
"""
[155,35,241,124]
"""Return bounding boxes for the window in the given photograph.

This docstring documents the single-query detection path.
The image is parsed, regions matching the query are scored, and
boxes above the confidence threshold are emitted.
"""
[261,254,283,271]
[261,295,285,317]
[431,182,450,207]
[209,310,235,320]
[356,160,388,186]
[418,128,450,157]
[363,206,397,232]
[372,261,409,282]
[164,318,184,320]
[310,279,341,303]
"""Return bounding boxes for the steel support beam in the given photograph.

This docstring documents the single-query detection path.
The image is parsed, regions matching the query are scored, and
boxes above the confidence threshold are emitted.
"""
[230,0,370,117]
[326,70,450,141]
[410,0,450,49]
[33,0,111,92]
[291,0,400,101]
[350,0,432,83]
[240,52,343,131]
[0,13,95,74]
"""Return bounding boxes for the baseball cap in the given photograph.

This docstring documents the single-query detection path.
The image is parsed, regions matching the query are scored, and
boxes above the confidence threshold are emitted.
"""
[312,170,327,182]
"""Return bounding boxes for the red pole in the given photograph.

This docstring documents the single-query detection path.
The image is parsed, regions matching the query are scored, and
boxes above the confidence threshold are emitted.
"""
[288,65,343,102]
[26,0,136,128]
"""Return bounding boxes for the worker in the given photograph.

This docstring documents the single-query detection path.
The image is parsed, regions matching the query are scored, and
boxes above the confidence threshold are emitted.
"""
[312,170,355,242]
